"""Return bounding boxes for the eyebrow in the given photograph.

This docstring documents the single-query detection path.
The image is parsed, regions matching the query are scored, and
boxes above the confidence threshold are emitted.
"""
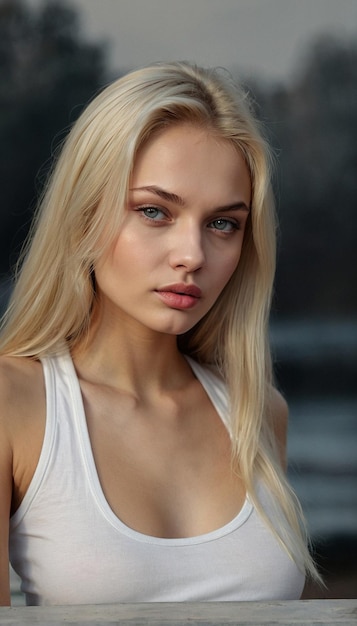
[129,185,250,212]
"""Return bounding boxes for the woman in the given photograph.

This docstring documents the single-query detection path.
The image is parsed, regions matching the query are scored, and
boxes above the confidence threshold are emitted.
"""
[0,62,319,605]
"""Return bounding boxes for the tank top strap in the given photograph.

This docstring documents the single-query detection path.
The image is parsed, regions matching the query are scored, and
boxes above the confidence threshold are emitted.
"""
[185,356,231,435]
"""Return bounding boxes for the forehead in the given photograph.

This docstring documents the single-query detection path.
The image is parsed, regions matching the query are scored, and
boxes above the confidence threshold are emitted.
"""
[131,123,251,206]
[132,123,249,177]
[136,122,235,158]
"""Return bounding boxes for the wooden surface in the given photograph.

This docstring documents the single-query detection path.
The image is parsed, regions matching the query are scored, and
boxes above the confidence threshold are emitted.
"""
[0,600,356,625]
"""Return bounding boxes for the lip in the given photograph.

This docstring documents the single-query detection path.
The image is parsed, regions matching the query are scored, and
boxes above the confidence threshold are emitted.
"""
[155,283,202,310]
[156,283,202,298]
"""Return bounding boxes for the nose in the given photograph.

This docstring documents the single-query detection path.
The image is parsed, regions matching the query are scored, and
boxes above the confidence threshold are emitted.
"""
[169,223,206,272]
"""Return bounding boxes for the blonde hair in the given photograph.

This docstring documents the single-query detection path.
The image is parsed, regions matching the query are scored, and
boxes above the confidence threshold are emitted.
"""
[0,62,319,581]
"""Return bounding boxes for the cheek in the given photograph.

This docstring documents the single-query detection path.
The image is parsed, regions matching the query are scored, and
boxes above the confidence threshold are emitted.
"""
[223,245,244,279]
[112,228,160,267]
[214,241,245,294]
[209,255,240,303]
[103,236,140,274]
[223,261,240,288]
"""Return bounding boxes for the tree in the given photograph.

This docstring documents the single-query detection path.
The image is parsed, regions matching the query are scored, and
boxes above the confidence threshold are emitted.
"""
[252,35,357,317]
[0,0,108,274]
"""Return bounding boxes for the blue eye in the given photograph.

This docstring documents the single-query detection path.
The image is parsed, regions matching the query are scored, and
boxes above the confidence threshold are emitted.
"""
[209,218,238,232]
[141,207,165,220]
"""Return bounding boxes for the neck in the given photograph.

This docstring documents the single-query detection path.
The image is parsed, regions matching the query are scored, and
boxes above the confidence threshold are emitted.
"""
[72,309,192,397]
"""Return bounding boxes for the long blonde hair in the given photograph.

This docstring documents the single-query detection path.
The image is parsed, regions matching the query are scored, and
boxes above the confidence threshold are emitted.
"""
[0,62,319,581]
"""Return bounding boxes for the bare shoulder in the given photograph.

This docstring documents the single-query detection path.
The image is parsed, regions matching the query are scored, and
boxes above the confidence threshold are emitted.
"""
[0,355,45,455]
[267,386,289,470]
[0,355,44,426]
[0,355,46,513]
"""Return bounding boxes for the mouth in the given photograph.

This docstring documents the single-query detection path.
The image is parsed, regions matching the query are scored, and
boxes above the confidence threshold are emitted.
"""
[156,283,202,298]
[155,283,202,310]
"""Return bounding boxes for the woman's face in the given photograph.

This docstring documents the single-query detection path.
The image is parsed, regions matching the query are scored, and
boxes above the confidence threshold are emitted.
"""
[94,124,251,337]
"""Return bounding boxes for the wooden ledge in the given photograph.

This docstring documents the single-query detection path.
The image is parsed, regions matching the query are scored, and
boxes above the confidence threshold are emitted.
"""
[0,600,356,625]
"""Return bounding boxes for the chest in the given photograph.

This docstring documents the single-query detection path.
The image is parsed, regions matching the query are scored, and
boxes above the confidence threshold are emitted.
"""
[10,490,305,603]
[9,356,305,603]
[80,379,246,538]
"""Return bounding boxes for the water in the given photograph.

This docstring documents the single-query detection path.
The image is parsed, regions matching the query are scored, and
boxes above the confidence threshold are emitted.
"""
[287,398,357,539]
[270,319,357,540]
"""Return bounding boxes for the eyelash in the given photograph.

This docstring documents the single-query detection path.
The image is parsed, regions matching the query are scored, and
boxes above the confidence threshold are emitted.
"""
[136,206,240,234]
[138,206,166,221]
[208,218,240,233]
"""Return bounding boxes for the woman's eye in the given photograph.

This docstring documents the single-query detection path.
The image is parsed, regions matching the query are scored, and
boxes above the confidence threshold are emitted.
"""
[209,218,239,233]
[140,207,165,220]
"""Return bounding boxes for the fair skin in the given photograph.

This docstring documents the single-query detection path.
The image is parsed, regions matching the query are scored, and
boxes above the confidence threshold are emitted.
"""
[0,123,288,605]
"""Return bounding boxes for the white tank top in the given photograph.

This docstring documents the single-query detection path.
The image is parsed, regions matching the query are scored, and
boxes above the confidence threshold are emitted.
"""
[9,352,305,605]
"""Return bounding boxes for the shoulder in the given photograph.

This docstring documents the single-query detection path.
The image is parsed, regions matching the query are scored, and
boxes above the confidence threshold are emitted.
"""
[267,386,289,470]
[0,356,46,514]
[0,355,43,404]
[0,355,44,439]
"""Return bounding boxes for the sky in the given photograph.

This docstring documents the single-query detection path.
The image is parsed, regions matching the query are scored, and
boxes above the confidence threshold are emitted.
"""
[63,0,357,84]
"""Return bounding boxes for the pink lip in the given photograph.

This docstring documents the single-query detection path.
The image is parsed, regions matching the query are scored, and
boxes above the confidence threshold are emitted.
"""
[157,283,202,298]
[155,283,202,310]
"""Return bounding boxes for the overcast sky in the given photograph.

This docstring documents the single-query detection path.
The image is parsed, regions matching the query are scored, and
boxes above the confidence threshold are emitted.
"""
[63,0,357,84]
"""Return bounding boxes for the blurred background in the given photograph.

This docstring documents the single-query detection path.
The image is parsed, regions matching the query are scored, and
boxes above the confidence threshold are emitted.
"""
[1,0,356,603]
